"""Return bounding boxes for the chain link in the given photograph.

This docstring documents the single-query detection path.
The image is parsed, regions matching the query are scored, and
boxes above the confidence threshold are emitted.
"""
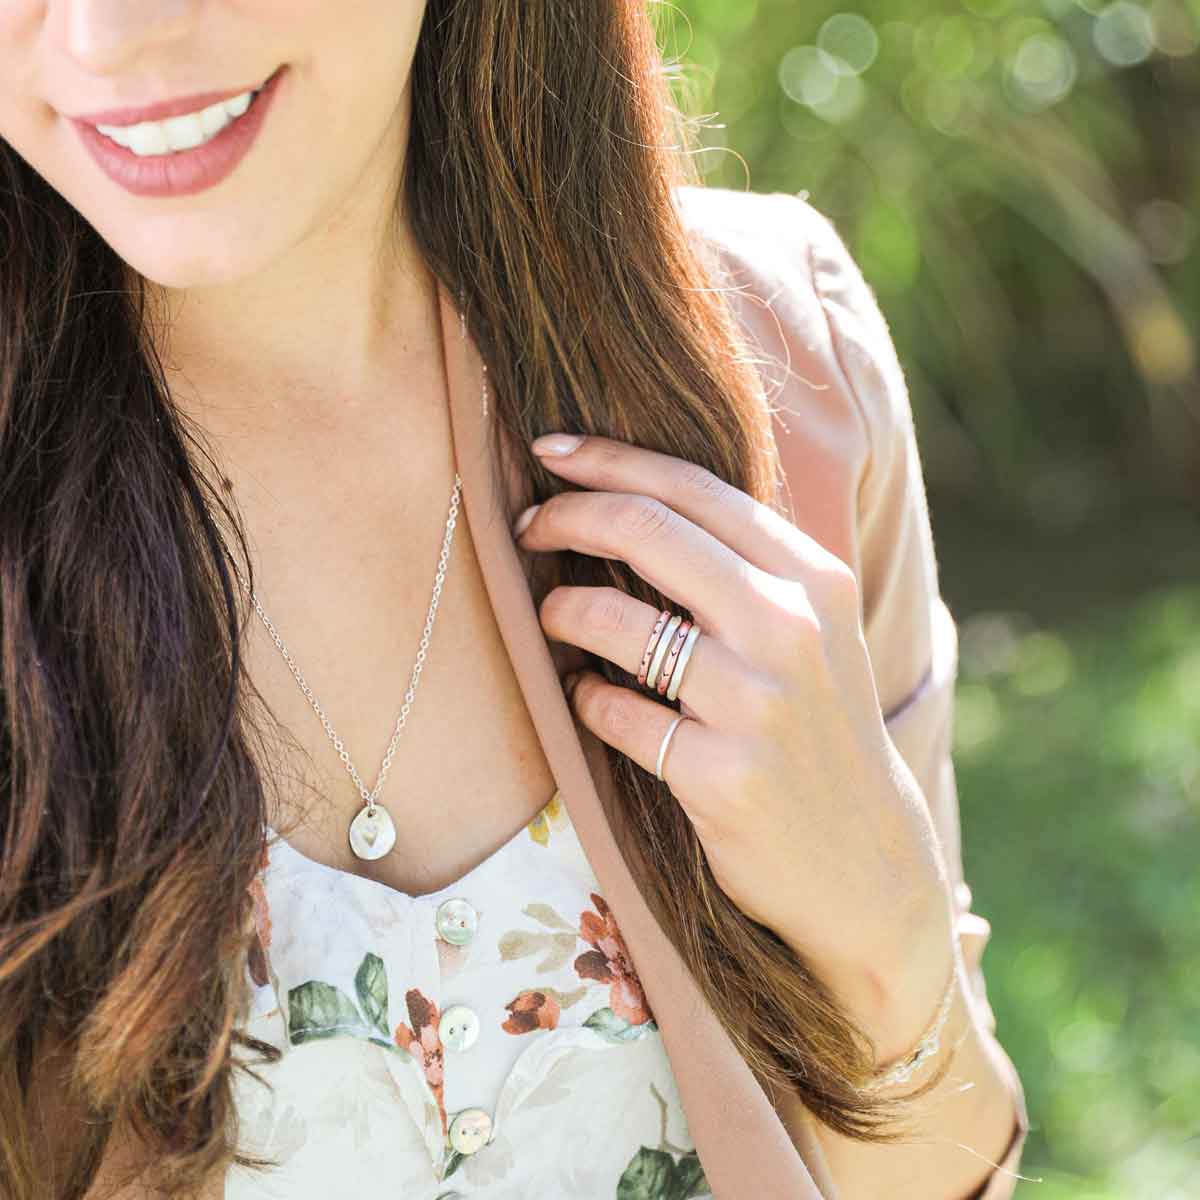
[233,472,463,818]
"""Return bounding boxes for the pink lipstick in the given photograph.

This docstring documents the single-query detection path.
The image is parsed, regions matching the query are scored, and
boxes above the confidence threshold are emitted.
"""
[69,65,286,198]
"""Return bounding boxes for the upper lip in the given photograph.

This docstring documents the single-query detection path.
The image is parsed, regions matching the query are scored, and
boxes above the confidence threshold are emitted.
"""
[69,67,278,127]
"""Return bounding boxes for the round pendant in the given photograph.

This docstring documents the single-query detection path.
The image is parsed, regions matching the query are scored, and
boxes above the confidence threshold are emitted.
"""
[348,802,397,861]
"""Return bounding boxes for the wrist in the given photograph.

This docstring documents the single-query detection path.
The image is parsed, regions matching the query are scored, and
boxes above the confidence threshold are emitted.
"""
[861,888,963,1074]
[785,883,961,1075]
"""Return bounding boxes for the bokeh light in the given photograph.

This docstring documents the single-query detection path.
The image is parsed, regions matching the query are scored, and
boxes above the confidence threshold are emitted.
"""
[1093,1,1156,65]
[1007,29,1079,108]
[816,12,880,75]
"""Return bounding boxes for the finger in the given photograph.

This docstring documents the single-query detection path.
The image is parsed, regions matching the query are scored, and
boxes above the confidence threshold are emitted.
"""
[516,487,776,648]
[539,584,758,728]
[567,670,719,804]
[530,432,848,582]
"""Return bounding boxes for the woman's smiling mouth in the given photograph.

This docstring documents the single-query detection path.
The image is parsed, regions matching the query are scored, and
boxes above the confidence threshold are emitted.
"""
[69,65,286,196]
[93,85,267,156]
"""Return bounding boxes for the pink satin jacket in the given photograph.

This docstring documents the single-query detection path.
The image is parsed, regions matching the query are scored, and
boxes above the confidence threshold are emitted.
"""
[433,183,1031,1200]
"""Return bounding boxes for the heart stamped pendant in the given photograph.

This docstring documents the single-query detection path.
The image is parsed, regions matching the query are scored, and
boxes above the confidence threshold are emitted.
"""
[348,802,398,861]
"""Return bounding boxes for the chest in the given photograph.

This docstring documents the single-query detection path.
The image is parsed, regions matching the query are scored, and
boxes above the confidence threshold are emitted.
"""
[225,410,579,900]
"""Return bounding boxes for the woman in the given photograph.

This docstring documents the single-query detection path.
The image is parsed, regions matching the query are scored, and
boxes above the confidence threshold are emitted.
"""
[0,3,1032,1198]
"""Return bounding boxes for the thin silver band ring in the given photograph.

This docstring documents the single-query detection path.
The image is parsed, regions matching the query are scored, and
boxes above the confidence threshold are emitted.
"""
[655,714,687,781]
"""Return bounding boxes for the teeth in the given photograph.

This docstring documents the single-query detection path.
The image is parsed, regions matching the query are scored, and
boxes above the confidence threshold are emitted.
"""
[95,88,259,156]
[224,92,252,119]
[199,102,230,138]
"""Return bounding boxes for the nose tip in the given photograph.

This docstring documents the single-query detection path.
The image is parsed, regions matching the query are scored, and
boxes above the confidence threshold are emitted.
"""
[61,0,198,76]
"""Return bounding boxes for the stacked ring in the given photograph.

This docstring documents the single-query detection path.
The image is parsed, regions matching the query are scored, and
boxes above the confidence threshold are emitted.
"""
[665,624,701,702]
[636,611,669,686]
[638,608,702,703]
[646,614,682,690]
[656,620,690,694]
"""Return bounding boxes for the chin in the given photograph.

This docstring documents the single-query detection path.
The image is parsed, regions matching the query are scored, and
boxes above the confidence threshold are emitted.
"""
[91,206,306,290]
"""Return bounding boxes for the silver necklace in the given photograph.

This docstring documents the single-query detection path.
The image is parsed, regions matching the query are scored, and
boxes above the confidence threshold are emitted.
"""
[233,474,464,860]
[231,295,487,860]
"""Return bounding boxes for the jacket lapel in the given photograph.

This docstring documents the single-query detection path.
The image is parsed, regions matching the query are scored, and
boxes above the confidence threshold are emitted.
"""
[435,281,836,1200]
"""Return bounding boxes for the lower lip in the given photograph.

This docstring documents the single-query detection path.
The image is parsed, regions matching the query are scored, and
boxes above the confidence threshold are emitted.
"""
[70,65,286,198]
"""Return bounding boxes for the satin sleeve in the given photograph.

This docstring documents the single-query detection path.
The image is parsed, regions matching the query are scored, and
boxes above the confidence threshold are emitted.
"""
[799,198,1032,1199]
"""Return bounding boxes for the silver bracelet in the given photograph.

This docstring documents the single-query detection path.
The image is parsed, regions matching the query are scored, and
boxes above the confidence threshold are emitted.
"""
[856,960,958,1093]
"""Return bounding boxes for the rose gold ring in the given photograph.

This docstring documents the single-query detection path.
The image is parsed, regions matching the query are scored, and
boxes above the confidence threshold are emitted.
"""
[637,609,670,686]
[646,614,683,691]
[656,620,691,695]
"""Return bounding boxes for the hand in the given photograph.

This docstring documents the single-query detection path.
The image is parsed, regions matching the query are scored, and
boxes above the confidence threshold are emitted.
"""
[513,431,950,997]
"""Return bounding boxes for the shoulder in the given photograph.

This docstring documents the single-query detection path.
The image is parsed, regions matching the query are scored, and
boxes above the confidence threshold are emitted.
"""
[672,183,910,576]
[672,181,907,454]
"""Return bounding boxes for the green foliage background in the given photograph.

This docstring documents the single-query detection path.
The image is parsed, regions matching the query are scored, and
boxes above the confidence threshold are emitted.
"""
[659,3,1200,1195]
[660,0,1199,518]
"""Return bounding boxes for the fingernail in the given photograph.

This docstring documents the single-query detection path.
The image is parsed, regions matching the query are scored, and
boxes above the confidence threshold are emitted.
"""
[532,432,584,457]
[513,504,540,537]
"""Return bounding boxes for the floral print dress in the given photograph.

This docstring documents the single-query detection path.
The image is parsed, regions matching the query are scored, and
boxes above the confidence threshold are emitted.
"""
[227,788,712,1200]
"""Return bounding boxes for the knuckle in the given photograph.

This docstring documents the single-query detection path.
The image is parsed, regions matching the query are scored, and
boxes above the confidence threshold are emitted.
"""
[677,461,730,505]
[581,586,630,635]
[615,495,673,543]
[755,581,821,659]
[589,439,624,478]
[774,585,824,645]
[763,595,828,680]
[822,562,862,613]
[591,687,637,741]
[788,606,824,652]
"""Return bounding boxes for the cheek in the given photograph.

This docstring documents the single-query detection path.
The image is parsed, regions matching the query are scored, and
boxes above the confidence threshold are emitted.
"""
[0,0,41,45]
[0,3,49,151]
[0,40,65,220]
[236,0,428,261]
[0,0,429,290]
[301,0,427,136]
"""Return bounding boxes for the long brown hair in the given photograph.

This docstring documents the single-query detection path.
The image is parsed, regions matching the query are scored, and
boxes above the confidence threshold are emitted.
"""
[1,3,954,1196]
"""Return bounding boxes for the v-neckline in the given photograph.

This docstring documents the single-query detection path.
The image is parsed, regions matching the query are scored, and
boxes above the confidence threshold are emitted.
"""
[262,787,563,906]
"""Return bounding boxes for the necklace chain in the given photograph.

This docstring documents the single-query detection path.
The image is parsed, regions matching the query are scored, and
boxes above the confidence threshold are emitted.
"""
[233,472,463,817]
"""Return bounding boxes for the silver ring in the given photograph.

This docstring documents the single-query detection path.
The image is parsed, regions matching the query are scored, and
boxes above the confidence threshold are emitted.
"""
[665,623,701,702]
[655,714,687,782]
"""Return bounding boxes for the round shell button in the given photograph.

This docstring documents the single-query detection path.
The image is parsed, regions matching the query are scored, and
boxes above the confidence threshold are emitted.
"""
[435,897,478,946]
[447,1107,492,1155]
[438,1004,481,1053]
